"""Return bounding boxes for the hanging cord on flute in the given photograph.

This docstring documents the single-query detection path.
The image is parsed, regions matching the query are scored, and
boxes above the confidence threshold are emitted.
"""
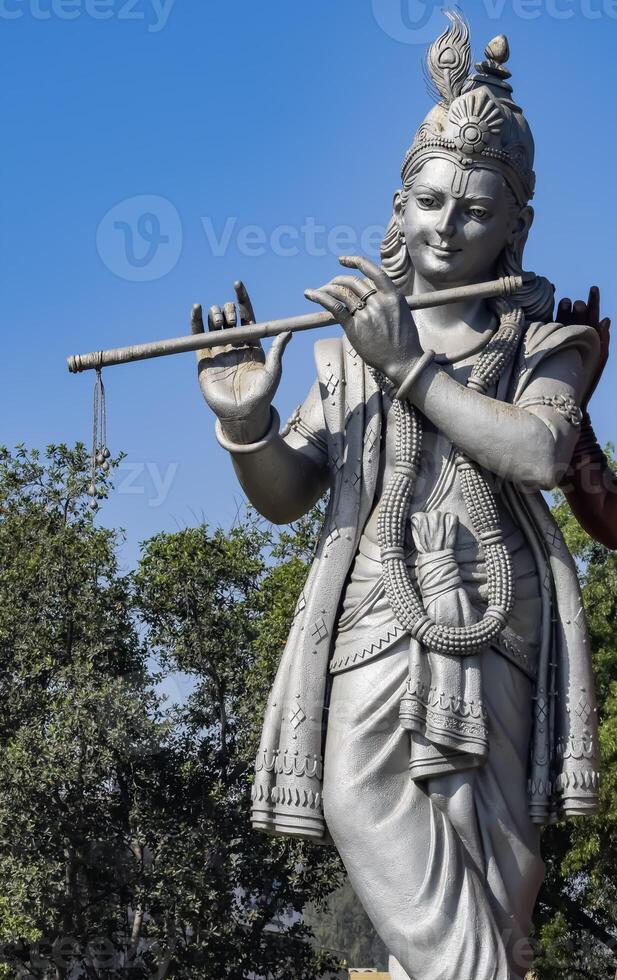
[88,357,111,512]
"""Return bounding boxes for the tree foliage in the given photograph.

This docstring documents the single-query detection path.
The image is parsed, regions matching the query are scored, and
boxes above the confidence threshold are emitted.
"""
[0,445,343,980]
[133,510,344,979]
[532,467,617,978]
[0,443,166,978]
[304,879,388,972]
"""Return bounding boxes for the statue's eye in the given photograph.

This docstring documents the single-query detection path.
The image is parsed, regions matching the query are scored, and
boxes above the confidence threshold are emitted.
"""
[416,196,438,209]
[468,207,489,221]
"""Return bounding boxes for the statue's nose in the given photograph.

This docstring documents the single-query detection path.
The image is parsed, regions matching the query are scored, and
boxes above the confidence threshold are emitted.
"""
[436,202,458,239]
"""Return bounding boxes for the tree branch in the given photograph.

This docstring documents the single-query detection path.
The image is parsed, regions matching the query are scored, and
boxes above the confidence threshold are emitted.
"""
[541,887,617,954]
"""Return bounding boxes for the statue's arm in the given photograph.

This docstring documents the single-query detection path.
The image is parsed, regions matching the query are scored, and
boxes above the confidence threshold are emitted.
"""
[228,380,330,524]
[560,413,617,549]
[408,346,588,490]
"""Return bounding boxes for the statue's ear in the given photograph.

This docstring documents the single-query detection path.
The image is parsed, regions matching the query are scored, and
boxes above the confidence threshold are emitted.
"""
[393,190,405,234]
[510,205,534,245]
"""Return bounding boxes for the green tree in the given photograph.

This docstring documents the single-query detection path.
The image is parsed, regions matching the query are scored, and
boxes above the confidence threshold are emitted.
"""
[304,879,388,972]
[133,509,344,979]
[532,467,617,978]
[0,443,167,978]
[0,446,344,979]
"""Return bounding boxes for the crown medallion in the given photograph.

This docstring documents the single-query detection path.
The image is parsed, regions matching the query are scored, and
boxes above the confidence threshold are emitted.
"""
[449,92,504,156]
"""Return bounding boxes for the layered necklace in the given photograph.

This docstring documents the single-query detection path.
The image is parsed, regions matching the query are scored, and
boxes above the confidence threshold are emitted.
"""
[373,306,525,655]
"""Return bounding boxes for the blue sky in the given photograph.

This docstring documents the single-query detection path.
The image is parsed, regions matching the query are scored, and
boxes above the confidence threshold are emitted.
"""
[2,0,616,569]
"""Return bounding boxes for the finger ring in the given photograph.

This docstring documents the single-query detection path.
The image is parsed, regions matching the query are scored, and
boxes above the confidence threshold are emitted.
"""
[355,287,377,311]
[332,301,348,317]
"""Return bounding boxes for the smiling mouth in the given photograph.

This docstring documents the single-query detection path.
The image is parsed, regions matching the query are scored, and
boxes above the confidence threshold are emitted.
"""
[428,243,462,254]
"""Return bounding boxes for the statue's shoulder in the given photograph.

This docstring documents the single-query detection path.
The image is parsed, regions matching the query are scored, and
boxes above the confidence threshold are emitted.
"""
[523,319,600,364]
[510,319,601,404]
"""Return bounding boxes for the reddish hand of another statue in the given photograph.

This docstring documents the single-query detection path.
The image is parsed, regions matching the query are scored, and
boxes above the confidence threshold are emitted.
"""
[556,286,617,549]
[556,285,611,410]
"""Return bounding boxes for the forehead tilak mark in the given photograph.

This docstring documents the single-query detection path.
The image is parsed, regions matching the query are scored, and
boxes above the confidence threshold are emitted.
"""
[450,165,471,200]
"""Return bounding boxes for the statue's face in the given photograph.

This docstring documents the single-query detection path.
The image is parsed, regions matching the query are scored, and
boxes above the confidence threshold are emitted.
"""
[401,158,519,288]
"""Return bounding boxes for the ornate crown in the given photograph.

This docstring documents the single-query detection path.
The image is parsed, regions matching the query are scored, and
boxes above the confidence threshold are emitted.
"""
[402,12,536,205]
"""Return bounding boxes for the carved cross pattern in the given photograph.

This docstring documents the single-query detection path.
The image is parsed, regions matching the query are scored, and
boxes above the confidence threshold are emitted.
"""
[575,696,592,724]
[289,703,306,730]
[330,450,345,472]
[310,618,329,643]
[535,697,548,723]
[325,373,340,396]
[364,425,379,454]
[544,525,562,553]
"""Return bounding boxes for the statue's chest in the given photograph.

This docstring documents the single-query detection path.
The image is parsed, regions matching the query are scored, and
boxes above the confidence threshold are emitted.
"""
[364,371,508,551]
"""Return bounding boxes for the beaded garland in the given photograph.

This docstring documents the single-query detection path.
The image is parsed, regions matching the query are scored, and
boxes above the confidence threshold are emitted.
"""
[373,306,524,655]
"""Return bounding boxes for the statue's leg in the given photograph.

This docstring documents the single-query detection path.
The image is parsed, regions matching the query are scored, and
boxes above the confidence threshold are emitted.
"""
[323,640,542,980]
[423,651,545,975]
[425,769,484,877]
[468,648,545,973]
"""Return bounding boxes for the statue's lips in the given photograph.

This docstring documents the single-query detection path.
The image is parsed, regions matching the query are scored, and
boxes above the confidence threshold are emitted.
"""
[427,243,462,255]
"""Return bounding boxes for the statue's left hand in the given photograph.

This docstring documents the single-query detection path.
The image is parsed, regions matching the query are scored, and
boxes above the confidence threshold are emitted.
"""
[556,285,611,410]
[305,255,422,385]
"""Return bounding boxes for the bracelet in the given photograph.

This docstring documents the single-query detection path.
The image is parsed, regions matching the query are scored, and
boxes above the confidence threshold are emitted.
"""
[517,393,582,428]
[395,350,435,402]
[215,407,280,455]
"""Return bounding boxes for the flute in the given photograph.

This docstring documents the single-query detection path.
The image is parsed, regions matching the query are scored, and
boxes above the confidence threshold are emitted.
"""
[67,275,524,374]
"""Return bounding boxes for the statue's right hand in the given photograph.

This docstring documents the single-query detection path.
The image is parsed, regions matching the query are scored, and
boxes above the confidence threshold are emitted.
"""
[191,280,291,443]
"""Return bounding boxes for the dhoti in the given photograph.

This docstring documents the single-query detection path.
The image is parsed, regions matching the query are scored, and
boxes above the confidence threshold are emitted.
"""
[322,513,544,980]
[323,641,543,980]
